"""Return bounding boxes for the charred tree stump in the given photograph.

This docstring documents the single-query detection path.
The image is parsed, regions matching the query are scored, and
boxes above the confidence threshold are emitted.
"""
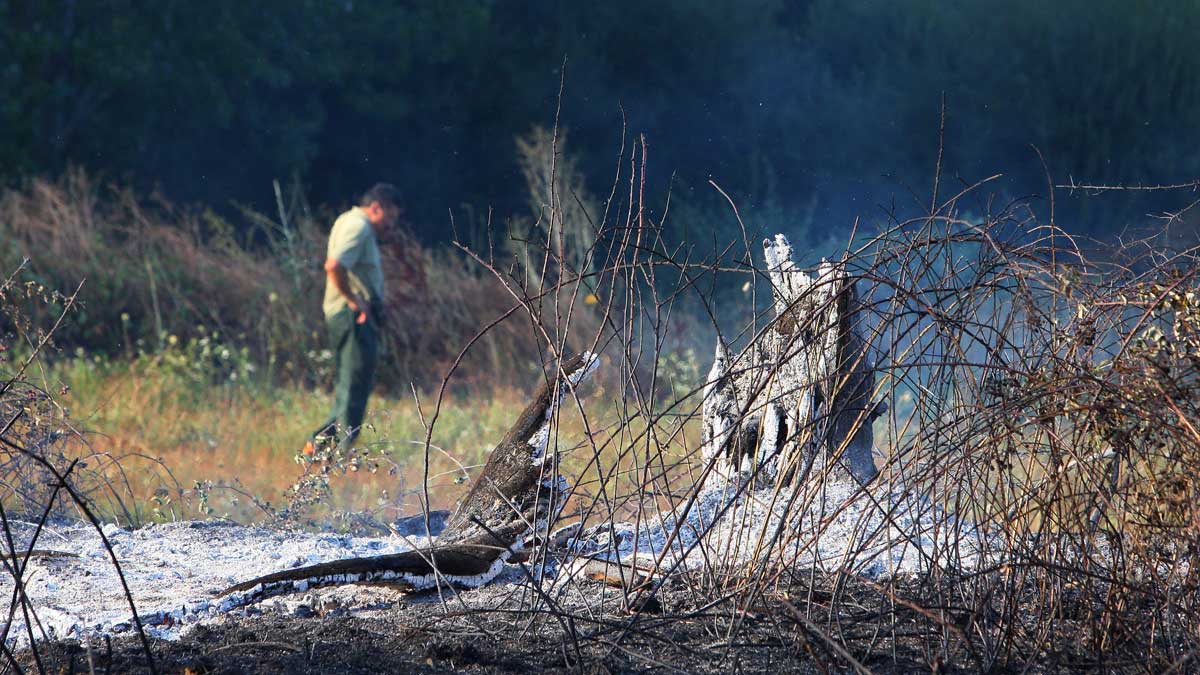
[702,235,882,488]
[218,351,600,606]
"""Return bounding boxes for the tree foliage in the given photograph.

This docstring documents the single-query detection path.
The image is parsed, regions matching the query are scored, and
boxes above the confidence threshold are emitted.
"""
[2,0,1198,241]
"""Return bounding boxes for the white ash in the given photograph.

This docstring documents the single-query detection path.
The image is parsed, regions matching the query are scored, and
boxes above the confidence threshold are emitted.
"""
[0,520,433,647]
[0,481,1075,651]
[567,477,994,581]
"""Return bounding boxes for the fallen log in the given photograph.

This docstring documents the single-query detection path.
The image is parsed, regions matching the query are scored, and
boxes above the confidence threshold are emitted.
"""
[217,351,599,607]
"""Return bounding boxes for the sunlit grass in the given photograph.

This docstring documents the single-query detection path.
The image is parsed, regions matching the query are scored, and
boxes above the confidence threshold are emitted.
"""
[33,355,527,525]
[30,353,699,530]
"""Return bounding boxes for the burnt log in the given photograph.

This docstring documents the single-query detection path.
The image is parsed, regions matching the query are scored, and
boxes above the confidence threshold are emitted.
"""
[218,351,600,607]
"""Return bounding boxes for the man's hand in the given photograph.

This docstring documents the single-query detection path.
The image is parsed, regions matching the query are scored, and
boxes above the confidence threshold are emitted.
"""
[347,298,369,325]
[325,257,370,324]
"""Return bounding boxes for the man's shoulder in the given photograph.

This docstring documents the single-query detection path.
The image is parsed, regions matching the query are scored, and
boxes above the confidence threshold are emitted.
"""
[329,208,375,249]
[333,207,371,232]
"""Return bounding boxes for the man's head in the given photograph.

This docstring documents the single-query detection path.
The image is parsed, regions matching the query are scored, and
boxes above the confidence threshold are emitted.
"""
[359,183,403,229]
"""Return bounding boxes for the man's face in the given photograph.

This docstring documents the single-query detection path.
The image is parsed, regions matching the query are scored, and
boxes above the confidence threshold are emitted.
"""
[364,201,402,231]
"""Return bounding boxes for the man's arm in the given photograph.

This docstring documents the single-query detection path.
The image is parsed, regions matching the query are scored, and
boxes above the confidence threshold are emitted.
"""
[324,258,369,324]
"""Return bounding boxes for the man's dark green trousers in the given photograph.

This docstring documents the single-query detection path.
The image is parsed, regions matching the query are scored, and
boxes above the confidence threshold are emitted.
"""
[311,306,379,448]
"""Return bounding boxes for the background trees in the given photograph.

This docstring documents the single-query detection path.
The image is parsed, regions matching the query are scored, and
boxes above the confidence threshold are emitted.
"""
[2,0,1198,244]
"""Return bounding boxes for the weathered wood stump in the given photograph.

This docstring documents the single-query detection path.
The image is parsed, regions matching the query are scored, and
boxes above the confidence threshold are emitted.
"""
[702,235,882,488]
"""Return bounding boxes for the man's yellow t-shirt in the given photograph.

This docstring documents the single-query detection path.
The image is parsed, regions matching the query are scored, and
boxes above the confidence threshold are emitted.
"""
[322,206,385,319]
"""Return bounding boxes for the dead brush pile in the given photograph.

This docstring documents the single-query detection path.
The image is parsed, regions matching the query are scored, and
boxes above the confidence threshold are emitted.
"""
[528,215,1200,671]
[485,153,1200,670]
[833,217,1200,669]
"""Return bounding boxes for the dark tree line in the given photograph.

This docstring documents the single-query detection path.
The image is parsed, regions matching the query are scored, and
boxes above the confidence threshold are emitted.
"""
[3,0,1198,244]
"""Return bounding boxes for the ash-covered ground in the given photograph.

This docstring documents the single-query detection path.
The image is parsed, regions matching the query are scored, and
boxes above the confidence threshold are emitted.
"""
[0,519,437,644]
[2,480,1002,673]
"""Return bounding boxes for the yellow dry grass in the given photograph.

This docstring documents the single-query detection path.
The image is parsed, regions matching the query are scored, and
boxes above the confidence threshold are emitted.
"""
[37,356,694,528]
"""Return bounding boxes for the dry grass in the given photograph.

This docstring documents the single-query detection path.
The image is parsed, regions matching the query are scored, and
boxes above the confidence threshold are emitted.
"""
[42,359,529,524]
[25,354,674,528]
[0,169,602,390]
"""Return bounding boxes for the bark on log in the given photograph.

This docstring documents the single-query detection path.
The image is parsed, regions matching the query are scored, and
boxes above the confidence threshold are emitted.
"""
[702,235,881,488]
[218,351,600,606]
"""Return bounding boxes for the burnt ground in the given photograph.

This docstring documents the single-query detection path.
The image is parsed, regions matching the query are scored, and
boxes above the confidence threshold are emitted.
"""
[11,573,1102,675]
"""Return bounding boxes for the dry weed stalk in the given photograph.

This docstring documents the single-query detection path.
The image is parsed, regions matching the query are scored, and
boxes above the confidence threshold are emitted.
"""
[0,268,158,673]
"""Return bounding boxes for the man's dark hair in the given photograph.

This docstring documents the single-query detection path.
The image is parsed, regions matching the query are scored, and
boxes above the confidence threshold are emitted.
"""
[360,183,402,209]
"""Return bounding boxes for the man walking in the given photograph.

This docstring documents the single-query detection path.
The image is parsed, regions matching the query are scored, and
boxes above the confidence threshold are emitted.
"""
[304,183,401,454]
